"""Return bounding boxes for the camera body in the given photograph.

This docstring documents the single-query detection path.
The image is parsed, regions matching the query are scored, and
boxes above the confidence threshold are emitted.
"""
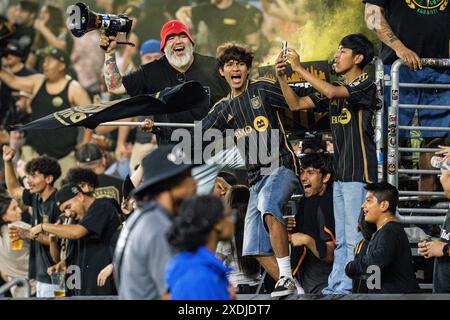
[68,2,132,38]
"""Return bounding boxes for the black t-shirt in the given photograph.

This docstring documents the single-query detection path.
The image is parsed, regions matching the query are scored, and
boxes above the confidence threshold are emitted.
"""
[291,187,335,294]
[122,53,229,143]
[22,188,60,284]
[433,209,450,293]
[11,24,36,61]
[199,79,303,186]
[309,73,377,183]
[345,221,419,293]
[76,198,121,296]
[363,0,450,64]
[191,2,262,54]
[95,173,123,206]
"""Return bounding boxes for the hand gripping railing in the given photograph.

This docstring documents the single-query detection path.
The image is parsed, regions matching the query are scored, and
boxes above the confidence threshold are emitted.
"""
[0,277,30,298]
[387,58,450,224]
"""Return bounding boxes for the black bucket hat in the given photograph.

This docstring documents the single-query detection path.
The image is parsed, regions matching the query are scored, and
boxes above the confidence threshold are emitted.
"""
[132,145,193,196]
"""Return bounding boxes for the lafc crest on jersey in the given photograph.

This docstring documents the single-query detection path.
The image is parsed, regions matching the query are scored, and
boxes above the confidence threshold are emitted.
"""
[251,96,262,109]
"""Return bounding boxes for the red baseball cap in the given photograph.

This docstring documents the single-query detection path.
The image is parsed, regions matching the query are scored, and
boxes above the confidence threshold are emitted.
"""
[160,20,195,51]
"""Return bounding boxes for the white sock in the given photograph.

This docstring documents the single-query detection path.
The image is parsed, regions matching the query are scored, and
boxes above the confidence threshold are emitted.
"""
[276,256,292,279]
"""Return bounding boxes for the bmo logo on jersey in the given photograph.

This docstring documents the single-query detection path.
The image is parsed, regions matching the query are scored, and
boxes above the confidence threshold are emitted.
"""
[253,116,269,132]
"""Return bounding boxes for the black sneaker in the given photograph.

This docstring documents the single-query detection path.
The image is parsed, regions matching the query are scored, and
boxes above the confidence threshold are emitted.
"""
[271,276,297,298]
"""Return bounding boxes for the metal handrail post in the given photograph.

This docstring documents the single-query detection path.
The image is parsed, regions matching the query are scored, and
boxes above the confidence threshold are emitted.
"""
[387,59,403,188]
[374,57,385,182]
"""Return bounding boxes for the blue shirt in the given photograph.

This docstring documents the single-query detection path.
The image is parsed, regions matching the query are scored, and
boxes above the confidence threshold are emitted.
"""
[165,246,232,300]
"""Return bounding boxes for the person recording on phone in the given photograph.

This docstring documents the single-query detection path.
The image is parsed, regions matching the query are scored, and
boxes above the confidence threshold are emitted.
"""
[287,152,335,294]
[418,146,450,293]
[275,33,378,295]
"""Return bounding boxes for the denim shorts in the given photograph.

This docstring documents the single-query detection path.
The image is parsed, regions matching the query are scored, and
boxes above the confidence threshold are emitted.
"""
[242,166,300,256]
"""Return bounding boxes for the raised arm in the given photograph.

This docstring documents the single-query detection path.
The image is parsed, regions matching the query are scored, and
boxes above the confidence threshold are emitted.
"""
[284,49,350,100]
[2,145,24,201]
[364,2,421,70]
[100,33,126,95]
[34,19,67,50]
[275,54,315,111]
[0,70,42,94]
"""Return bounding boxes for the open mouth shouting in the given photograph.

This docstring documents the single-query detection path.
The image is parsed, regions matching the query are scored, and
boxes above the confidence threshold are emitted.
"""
[231,74,242,85]
[302,182,312,195]
[173,44,186,56]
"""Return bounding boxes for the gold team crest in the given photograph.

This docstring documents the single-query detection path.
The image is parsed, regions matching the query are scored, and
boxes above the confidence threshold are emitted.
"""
[251,96,262,109]
[52,96,64,108]
[405,0,448,14]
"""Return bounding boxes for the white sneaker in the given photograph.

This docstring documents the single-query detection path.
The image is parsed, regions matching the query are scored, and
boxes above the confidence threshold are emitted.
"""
[271,276,297,298]
[294,278,305,294]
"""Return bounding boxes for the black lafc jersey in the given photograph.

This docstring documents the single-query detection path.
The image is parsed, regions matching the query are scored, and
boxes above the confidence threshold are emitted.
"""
[309,73,377,183]
[200,78,302,186]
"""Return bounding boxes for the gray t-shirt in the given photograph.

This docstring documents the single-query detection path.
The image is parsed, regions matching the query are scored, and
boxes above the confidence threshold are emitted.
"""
[115,201,173,299]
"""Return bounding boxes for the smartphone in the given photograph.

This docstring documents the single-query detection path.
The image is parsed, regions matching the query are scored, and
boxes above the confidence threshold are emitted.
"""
[281,40,287,58]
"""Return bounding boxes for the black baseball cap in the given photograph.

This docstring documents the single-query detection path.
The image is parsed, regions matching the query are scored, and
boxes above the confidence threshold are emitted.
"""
[75,143,103,164]
[3,40,24,58]
[56,184,82,207]
[38,46,70,66]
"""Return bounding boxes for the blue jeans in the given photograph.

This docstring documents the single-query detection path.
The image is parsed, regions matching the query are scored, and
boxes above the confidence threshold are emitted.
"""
[322,181,366,294]
[242,166,300,256]
[384,65,450,138]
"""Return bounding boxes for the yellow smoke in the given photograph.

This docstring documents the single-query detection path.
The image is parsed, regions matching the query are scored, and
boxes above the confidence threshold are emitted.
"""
[263,0,377,64]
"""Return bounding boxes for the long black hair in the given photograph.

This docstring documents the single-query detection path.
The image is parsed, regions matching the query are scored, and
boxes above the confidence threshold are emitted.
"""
[226,185,260,277]
[168,195,225,252]
[0,193,13,228]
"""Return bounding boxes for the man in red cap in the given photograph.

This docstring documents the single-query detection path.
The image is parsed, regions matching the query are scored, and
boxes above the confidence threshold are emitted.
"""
[99,19,229,144]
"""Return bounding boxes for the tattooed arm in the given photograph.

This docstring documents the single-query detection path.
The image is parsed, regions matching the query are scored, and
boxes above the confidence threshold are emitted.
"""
[364,3,422,70]
[103,53,126,95]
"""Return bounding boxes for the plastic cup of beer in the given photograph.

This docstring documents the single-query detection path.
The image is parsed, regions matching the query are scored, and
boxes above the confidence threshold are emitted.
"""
[51,271,66,297]
[8,224,23,251]
[11,238,23,251]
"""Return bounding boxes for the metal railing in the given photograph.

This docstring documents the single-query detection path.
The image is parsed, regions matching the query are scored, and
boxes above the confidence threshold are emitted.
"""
[387,58,450,225]
[374,57,385,182]
[0,277,30,298]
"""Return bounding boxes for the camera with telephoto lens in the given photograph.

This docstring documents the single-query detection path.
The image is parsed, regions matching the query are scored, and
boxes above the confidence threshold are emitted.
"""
[67,2,133,49]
